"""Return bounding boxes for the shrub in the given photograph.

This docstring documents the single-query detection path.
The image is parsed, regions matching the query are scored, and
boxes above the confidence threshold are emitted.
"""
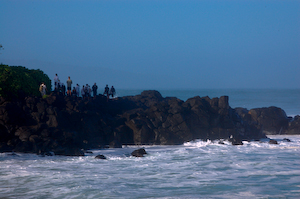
[0,64,51,99]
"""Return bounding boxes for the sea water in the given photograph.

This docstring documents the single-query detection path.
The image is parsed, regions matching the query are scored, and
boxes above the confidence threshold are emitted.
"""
[0,135,299,198]
[0,89,299,198]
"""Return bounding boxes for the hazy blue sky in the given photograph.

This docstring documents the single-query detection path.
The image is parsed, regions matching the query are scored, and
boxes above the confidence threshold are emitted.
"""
[0,0,299,89]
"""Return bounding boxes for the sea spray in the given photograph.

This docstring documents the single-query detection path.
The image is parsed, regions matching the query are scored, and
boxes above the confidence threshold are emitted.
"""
[1,135,299,198]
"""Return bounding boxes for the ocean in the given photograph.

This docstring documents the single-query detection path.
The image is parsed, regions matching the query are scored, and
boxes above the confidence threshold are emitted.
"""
[0,89,299,199]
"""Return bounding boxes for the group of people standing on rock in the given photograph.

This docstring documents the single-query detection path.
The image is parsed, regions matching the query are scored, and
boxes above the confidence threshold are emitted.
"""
[49,74,116,99]
[103,84,116,100]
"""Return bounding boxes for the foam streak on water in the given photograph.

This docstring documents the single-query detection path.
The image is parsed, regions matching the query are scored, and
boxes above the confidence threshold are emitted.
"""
[0,135,300,199]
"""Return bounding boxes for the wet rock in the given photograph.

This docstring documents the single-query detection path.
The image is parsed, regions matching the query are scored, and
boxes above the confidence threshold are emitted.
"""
[131,148,147,157]
[109,140,122,148]
[229,136,243,145]
[53,147,85,156]
[95,154,107,159]
[218,140,225,145]
[269,139,278,145]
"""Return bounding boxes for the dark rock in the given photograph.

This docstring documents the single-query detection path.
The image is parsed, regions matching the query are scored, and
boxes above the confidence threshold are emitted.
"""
[131,148,147,157]
[287,115,300,134]
[0,90,281,156]
[109,140,122,148]
[15,127,32,142]
[249,106,288,135]
[218,96,229,109]
[229,136,243,145]
[37,150,54,156]
[269,139,278,144]
[218,140,225,145]
[54,147,84,156]
[141,90,163,101]
[95,154,107,159]
[0,142,13,152]
[82,149,93,154]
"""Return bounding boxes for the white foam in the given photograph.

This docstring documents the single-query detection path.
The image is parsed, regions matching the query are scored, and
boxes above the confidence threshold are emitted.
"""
[1,135,300,198]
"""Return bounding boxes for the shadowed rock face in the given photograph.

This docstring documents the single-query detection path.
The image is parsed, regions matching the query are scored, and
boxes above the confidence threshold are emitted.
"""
[235,106,299,135]
[0,90,296,156]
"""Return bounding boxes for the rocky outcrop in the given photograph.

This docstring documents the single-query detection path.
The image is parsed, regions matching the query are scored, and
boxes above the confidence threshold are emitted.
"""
[2,90,296,156]
[235,106,299,135]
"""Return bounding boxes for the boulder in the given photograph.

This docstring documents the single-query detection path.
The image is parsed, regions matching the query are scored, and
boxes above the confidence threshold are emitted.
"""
[95,154,107,159]
[249,106,288,135]
[229,136,243,145]
[131,148,147,157]
[269,139,278,145]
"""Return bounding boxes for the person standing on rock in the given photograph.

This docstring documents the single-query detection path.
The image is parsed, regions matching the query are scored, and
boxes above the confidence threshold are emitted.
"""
[110,86,116,98]
[81,85,85,98]
[54,74,60,91]
[66,76,72,96]
[57,80,61,92]
[92,83,98,97]
[75,84,80,97]
[103,84,109,101]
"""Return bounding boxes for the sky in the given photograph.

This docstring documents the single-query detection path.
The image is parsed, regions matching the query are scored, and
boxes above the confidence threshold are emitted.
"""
[0,0,299,89]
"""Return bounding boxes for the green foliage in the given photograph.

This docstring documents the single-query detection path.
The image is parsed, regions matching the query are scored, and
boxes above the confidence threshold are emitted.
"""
[0,64,52,98]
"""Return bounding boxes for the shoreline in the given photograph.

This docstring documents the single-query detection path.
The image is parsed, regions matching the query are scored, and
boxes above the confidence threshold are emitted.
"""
[0,90,299,156]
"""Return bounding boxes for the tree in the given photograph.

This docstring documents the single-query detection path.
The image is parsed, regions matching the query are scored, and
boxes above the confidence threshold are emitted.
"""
[0,64,52,99]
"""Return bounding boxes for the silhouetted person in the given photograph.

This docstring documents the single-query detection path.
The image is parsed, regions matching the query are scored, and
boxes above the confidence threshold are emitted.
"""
[66,76,72,96]
[75,84,80,97]
[110,86,116,98]
[54,74,60,91]
[103,84,109,101]
[92,83,98,97]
